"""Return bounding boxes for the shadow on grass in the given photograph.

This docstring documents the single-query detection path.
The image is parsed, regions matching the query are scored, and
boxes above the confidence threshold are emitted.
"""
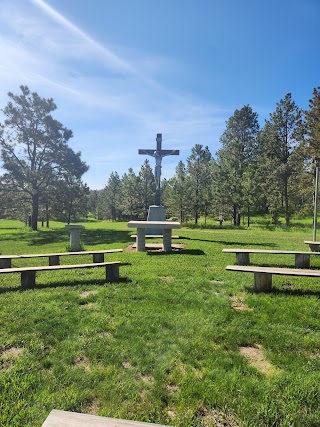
[82,229,131,246]
[0,277,131,294]
[3,229,131,247]
[179,236,216,243]
[147,249,205,256]
[246,286,320,297]
[215,241,278,247]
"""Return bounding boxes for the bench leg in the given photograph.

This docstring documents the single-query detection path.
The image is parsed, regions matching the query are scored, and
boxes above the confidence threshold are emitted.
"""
[136,228,146,252]
[21,271,36,288]
[49,255,60,266]
[93,253,104,263]
[162,229,172,252]
[308,243,320,252]
[295,254,310,268]
[236,253,250,265]
[106,264,120,282]
[0,259,12,268]
[254,272,272,292]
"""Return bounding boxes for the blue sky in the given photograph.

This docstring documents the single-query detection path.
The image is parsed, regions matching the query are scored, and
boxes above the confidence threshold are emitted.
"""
[0,0,319,189]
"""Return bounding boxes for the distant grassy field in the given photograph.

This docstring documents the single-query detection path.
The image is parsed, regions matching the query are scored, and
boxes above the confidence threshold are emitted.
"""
[0,219,319,427]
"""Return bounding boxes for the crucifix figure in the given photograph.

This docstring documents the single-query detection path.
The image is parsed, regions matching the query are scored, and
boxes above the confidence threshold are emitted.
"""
[139,133,179,206]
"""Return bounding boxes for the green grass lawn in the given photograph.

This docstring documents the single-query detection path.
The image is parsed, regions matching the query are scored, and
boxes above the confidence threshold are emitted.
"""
[0,219,319,426]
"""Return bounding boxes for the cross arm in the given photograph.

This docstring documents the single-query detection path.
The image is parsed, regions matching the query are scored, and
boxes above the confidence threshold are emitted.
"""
[160,150,180,156]
[138,149,156,156]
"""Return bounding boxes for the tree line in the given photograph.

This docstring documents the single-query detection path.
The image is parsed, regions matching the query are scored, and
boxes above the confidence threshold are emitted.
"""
[91,89,320,227]
[0,86,319,230]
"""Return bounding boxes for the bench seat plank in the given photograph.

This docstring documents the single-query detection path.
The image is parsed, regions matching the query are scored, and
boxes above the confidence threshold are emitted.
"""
[222,249,318,254]
[0,249,123,268]
[226,265,320,277]
[41,409,173,427]
[222,248,320,268]
[0,261,125,288]
[304,241,320,251]
[226,265,320,291]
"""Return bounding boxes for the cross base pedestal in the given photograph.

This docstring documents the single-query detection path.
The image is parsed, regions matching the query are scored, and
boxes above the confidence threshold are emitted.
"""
[146,205,166,235]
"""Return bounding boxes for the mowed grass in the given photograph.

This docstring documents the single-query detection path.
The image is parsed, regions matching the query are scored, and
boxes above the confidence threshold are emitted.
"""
[0,220,319,427]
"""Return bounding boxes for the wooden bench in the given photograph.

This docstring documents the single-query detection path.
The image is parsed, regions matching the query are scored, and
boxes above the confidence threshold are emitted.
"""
[128,221,180,252]
[222,248,320,268]
[304,241,320,252]
[0,249,123,269]
[226,264,320,291]
[0,261,127,289]
[41,409,174,427]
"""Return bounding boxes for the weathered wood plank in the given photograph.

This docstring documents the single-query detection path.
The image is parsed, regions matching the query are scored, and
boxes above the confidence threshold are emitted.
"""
[0,262,127,288]
[226,265,320,277]
[222,248,320,268]
[0,249,123,269]
[41,409,174,427]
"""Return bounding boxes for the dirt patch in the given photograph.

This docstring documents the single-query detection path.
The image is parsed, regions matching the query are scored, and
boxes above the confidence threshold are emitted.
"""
[159,276,174,283]
[1,347,24,370]
[125,243,186,252]
[122,360,132,369]
[167,409,178,420]
[74,356,91,372]
[167,384,179,394]
[85,398,100,415]
[209,279,225,284]
[2,347,24,359]
[141,374,155,385]
[199,408,239,427]
[239,345,279,376]
[80,302,97,309]
[80,290,99,298]
[125,244,136,252]
[230,295,252,311]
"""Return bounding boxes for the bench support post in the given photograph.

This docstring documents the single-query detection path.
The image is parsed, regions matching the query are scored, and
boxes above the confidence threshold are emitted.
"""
[0,259,11,269]
[49,255,60,266]
[236,253,250,265]
[106,264,120,282]
[308,242,320,252]
[254,272,272,292]
[93,253,104,263]
[295,254,310,268]
[136,228,146,252]
[162,229,172,251]
[21,271,36,288]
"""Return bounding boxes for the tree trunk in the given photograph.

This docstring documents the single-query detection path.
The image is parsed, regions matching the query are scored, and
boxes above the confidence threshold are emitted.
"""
[233,205,237,226]
[31,192,39,231]
[46,204,50,228]
[67,202,72,224]
[284,175,290,226]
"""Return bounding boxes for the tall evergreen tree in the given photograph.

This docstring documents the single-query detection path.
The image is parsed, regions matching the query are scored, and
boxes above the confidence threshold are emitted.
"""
[164,161,189,222]
[102,172,121,220]
[186,144,212,224]
[304,87,320,158]
[0,86,88,230]
[138,160,155,219]
[258,93,304,225]
[120,168,140,219]
[215,105,259,225]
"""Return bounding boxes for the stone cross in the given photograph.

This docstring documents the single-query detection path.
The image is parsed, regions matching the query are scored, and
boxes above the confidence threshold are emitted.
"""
[139,133,179,206]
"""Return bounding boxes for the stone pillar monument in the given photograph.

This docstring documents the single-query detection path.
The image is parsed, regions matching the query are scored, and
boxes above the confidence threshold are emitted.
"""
[65,225,85,251]
[139,133,179,234]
